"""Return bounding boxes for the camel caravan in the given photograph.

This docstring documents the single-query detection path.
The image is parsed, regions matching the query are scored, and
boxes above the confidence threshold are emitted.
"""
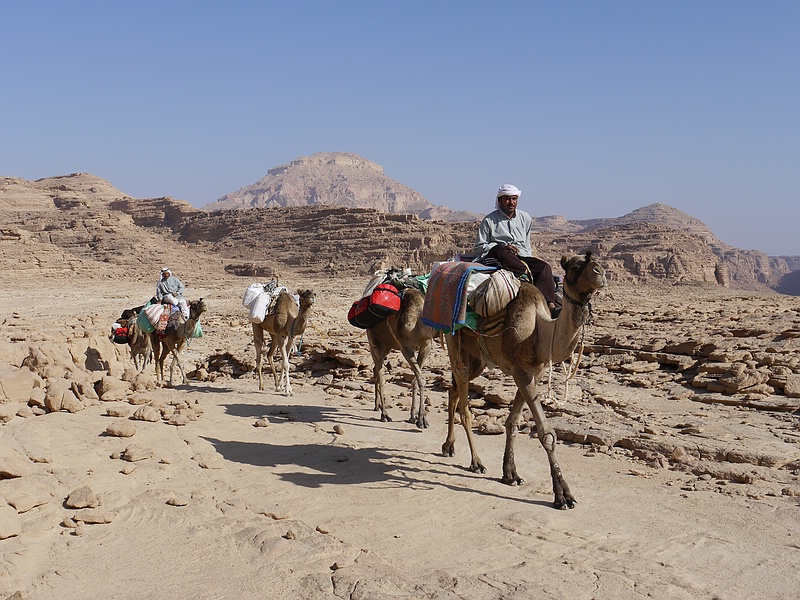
[109,185,607,509]
[110,268,207,387]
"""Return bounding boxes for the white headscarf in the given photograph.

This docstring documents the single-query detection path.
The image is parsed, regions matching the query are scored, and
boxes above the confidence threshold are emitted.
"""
[496,184,521,199]
[496,184,521,209]
[161,267,172,276]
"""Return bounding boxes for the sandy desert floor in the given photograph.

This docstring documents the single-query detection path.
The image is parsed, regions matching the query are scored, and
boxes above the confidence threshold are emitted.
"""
[1,271,799,600]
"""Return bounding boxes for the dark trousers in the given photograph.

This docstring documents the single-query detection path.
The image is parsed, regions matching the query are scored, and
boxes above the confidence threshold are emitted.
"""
[484,244,556,305]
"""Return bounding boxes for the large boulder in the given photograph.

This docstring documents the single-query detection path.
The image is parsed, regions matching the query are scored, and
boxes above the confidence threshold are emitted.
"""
[44,377,84,413]
[0,367,42,404]
[95,376,130,402]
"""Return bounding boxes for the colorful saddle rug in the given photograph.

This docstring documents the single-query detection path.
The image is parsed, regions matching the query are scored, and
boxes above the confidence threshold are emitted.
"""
[421,261,496,332]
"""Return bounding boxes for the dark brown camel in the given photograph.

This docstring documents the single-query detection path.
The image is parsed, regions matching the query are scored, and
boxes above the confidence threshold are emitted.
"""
[252,289,315,396]
[150,298,208,386]
[126,314,152,372]
[366,287,436,428]
[443,253,606,509]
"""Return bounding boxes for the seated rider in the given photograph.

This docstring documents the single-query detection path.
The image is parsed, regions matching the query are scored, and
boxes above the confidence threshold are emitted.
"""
[155,267,190,319]
[474,184,559,317]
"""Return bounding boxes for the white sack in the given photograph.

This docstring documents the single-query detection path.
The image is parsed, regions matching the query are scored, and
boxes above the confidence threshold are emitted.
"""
[243,283,265,307]
[249,292,271,324]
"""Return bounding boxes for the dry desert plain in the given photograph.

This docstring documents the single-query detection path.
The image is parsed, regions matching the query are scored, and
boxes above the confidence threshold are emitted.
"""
[1,259,800,600]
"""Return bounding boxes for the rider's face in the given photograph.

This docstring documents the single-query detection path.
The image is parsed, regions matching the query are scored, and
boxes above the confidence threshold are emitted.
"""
[498,195,518,216]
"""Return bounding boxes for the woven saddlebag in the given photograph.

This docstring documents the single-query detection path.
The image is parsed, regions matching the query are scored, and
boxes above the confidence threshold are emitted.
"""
[470,269,520,317]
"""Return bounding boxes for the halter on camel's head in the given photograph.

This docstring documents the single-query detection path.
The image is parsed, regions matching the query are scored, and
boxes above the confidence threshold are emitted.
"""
[297,289,316,306]
[190,298,208,317]
[560,252,606,308]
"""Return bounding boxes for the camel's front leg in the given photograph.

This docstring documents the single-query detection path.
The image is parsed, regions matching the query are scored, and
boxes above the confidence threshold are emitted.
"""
[170,349,188,386]
[527,395,576,510]
[373,362,391,422]
[401,348,427,428]
[441,381,459,457]
[501,390,527,485]
[279,341,293,396]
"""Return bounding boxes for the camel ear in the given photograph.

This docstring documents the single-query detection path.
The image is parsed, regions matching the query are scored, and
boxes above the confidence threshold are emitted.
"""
[560,255,570,270]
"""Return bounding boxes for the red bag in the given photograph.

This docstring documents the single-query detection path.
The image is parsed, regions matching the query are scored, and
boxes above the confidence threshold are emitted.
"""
[113,326,129,344]
[347,283,402,328]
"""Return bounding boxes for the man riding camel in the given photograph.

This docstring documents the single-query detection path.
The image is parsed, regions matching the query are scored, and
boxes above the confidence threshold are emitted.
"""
[155,267,190,319]
[474,184,560,317]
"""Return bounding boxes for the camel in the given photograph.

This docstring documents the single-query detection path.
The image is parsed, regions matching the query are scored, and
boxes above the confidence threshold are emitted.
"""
[252,288,315,396]
[366,286,436,428]
[125,313,152,372]
[442,252,606,509]
[150,298,208,386]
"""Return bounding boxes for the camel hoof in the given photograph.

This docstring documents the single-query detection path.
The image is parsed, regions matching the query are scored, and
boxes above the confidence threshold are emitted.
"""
[441,443,455,457]
[501,475,524,486]
[469,464,486,474]
[555,496,577,510]
[380,414,392,423]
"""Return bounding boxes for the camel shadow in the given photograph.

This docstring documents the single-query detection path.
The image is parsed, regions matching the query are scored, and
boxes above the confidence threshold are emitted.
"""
[170,383,235,394]
[224,401,432,434]
[223,402,334,423]
[201,437,554,508]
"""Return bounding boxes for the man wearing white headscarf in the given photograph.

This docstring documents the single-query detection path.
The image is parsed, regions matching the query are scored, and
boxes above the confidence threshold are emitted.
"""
[474,184,558,316]
[155,267,189,319]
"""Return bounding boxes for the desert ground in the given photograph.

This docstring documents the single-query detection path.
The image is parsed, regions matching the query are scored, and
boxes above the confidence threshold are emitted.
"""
[1,263,799,600]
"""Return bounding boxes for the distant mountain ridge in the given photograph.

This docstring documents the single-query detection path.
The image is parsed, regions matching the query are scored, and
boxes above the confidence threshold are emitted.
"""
[1,170,797,294]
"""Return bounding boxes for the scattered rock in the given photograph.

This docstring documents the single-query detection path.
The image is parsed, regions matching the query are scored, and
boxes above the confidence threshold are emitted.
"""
[73,509,114,524]
[105,418,136,438]
[65,485,99,509]
[120,444,153,462]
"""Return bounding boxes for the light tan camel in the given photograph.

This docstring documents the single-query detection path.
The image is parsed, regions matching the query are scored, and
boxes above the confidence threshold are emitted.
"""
[367,287,436,428]
[126,314,152,372]
[150,298,208,386]
[443,252,606,509]
[252,288,315,396]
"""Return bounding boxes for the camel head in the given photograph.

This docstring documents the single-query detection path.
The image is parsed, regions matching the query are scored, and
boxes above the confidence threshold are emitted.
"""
[560,252,606,303]
[190,298,208,318]
[297,289,316,309]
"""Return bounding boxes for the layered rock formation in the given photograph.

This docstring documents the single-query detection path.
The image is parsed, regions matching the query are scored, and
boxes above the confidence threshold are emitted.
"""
[0,172,796,293]
[202,152,480,222]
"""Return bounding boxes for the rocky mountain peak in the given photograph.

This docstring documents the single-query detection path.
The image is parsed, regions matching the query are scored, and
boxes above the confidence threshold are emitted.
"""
[203,152,479,222]
[266,152,384,176]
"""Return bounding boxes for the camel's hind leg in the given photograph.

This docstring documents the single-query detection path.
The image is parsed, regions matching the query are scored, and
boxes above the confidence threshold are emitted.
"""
[267,334,282,391]
[252,324,266,391]
[151,336,165,384]
[443,333,486,473]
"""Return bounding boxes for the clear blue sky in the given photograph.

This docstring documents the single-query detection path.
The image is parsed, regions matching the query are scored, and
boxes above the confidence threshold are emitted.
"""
[2,1,798,255]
